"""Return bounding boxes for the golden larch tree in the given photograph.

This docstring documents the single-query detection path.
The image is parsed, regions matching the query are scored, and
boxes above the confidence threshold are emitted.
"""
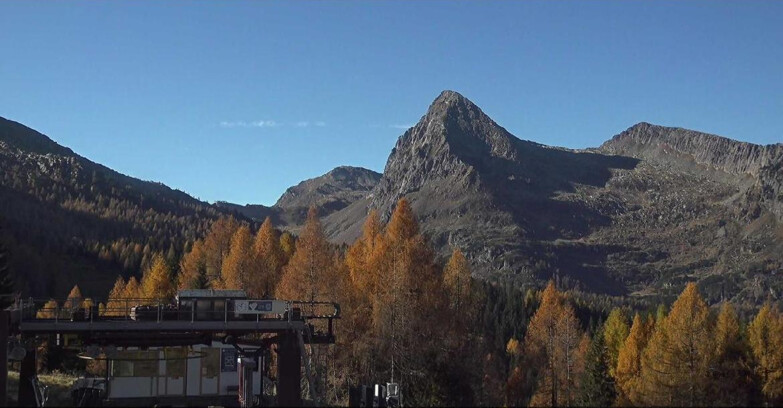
[36,299,59,319]
[615,313,654,406]
[178,240,208,290]
[280,231,296,263]
[443,248,472,318]
[250,217,285,298]
[202,216,240,287]
[346,209,383,295]
[276,207,337,304]
[639,282,715,407]
[141,253,175,300]
[221,225,254,290]
[104,276,127,316]
[749,302,783,404]
[711,301,756,407]
[603,308,630,378]
[62,284,83,310]
[525,281,586,407]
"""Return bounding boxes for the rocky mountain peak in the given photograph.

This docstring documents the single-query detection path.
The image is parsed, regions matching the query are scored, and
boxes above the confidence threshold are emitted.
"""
[601,122,783,177]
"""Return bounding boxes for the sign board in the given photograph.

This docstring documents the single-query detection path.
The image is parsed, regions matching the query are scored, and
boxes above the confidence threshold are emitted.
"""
[221,348,237,372]
[234,300,287,315]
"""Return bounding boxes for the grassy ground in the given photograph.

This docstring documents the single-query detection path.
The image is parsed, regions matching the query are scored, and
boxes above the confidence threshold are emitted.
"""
[6,370,76,406]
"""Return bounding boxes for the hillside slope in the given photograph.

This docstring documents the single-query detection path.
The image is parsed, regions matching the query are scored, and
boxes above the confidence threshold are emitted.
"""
[0,117,247,298]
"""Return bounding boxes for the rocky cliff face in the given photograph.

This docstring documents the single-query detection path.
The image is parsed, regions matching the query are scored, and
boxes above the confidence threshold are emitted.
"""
[321,91,783,303]
[601,122,783,176]
[600,122,783,221]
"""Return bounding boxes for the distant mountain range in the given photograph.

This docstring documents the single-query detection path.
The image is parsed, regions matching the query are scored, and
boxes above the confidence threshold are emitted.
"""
[2,91,781,304]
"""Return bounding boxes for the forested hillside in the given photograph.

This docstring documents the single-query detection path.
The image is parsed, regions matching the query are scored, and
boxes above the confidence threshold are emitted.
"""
[0,116,252,298]
[73,198,781,406]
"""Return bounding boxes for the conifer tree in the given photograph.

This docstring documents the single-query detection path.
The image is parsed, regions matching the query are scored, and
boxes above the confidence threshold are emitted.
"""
[178,240,208,289]
[443,248,473,318]
[346,209,383,295]
[276,207,337,303]
[221,225,254,290]
[344,210,385,350]
[526,281,586,407]
[615,313,654,405]
[105,276,126,316]
[711,301,758,407]
[63,284,84,310]
[141,253,175,300]
[579,329,616,407]
[202,216,240,286]
[280,231,296,263]
[251,217,285,298]
[749,302,783,404]
[603,308,629,378]
[123,276,141,299]
[36,299,59,319]
[640,283,715,407]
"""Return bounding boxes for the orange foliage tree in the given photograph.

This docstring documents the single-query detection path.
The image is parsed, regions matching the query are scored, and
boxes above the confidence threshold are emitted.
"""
[614,313,654,405]
[640,283,715,406]
[141,253,175,300]
[178,240,208,289]
[250,217,286,298]
[524,281,587,407]
[275,207,341,304]
[221,225,254,290]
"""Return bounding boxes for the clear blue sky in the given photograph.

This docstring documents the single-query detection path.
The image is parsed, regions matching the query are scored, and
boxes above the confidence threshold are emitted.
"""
[1,2,781,206]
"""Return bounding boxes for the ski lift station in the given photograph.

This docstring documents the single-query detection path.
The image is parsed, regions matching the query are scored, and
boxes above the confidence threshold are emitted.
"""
[1,289,340,407]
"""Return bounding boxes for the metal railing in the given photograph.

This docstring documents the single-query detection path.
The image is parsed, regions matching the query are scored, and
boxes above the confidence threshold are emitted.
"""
[14,297,340,324]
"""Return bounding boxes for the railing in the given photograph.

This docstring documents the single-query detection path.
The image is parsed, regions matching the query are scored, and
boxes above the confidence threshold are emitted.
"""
[14,297,341,325]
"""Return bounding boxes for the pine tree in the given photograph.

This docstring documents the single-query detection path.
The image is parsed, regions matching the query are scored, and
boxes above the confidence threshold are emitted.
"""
[603,308,629,378]
[579,329,616,407]
[221,225,254,290]
[141,253,175,300]
[615,313,654,405]
[640,283,715,407]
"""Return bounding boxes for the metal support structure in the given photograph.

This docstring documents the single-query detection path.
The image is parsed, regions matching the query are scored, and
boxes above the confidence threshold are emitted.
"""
[277,332,302,407]
[18,343,35,407]
[298,327,320,407]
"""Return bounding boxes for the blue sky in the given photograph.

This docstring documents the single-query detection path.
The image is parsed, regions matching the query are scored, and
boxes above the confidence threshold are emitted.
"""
[1,2,781,206]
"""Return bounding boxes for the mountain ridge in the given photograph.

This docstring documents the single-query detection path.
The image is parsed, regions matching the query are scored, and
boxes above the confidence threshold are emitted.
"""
[2,90,781,303]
